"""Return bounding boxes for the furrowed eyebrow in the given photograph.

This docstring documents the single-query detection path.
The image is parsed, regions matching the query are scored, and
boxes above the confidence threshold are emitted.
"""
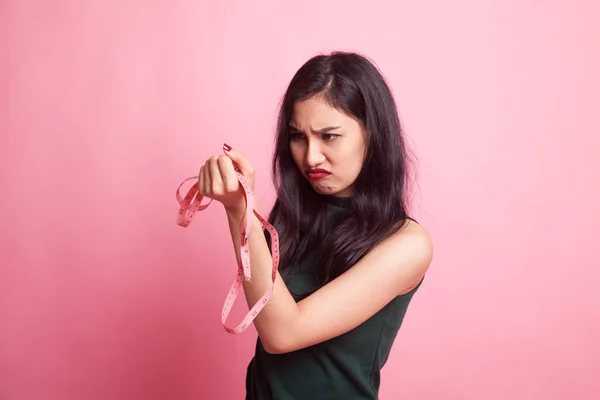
[314,126,341,133]
[288,125,341,133]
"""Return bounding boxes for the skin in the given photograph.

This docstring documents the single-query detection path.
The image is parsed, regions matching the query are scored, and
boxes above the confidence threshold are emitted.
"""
[288,96,366,197]
[198,96,433,354]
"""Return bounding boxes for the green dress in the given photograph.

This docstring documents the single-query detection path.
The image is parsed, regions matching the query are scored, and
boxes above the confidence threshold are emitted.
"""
[245,197,423,399]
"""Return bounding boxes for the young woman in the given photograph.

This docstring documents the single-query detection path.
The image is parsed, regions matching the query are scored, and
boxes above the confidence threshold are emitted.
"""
[198,51,433,399]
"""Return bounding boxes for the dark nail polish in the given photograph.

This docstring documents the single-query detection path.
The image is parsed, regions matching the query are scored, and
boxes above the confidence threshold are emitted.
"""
[223,143,232,151]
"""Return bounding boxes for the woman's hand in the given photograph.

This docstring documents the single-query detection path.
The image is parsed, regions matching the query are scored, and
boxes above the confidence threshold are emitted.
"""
[198,144,256,216]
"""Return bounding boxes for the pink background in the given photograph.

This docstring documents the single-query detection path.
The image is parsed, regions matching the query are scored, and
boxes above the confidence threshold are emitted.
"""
[1,1,599,399]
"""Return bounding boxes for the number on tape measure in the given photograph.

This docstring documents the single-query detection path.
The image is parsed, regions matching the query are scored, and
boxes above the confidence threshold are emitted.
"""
[175,170,280,334]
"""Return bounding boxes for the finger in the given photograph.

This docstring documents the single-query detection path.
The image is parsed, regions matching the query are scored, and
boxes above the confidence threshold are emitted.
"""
[222,144,254,178]
[217,155,238,193]
[198,166,205,195]
[200,161,210,196]
[208,155,224,195]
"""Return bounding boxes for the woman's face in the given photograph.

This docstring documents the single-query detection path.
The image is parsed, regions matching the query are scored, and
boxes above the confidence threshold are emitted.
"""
[289,96,367,197]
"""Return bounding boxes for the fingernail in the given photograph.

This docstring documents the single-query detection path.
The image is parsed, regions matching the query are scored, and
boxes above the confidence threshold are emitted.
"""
[223,143,232,152]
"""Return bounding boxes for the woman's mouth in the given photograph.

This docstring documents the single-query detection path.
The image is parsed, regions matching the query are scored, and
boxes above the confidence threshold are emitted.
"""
[306,169,331,180]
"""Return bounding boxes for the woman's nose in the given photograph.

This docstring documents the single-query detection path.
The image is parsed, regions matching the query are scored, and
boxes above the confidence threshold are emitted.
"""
[305,140,326,167]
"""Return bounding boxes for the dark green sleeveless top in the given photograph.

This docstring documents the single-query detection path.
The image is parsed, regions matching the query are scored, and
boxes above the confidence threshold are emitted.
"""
[245,197,423,400]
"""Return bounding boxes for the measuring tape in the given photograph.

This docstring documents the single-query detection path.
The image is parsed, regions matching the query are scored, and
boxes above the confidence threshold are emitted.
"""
[175,170,280,334]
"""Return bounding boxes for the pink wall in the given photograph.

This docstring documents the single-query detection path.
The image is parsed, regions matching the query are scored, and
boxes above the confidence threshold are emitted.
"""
[1,1,599,399]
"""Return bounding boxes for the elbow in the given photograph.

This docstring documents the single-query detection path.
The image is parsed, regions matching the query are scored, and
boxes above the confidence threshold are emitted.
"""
[262,341,288,355]
[263,344,284,355]
[258,311,304,354]
[261,337,294,355]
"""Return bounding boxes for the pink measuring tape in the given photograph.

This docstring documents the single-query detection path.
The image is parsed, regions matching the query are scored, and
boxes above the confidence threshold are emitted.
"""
[175,168,280,334]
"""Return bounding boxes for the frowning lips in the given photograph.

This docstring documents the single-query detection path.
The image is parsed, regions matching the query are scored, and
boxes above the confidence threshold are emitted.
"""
[306,168,331,180]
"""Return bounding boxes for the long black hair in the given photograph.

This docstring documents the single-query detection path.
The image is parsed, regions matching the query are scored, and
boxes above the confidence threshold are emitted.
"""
[266,51,415,287]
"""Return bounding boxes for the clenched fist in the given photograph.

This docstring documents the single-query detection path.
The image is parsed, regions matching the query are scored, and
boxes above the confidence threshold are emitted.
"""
[198,144,256,216]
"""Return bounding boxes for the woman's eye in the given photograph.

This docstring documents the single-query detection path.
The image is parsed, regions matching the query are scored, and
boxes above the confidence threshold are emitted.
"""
[289,132,304,141]
[322,134,339,141]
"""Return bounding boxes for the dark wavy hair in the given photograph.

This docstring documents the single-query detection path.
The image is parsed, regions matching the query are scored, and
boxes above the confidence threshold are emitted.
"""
[266,51,415,288]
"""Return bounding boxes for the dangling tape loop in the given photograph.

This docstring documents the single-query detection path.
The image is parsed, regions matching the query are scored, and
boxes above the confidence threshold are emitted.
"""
[175,169,280,334]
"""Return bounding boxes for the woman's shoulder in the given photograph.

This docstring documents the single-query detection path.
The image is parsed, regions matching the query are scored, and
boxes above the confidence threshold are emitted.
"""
[395,217,433,259]
[399,216,429,238]
[384,217,433,295]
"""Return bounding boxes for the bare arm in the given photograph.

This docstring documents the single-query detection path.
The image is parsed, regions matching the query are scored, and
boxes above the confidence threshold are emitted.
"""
[225,205,433,354]
[225,205,301,353]
[199,146,433,354]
